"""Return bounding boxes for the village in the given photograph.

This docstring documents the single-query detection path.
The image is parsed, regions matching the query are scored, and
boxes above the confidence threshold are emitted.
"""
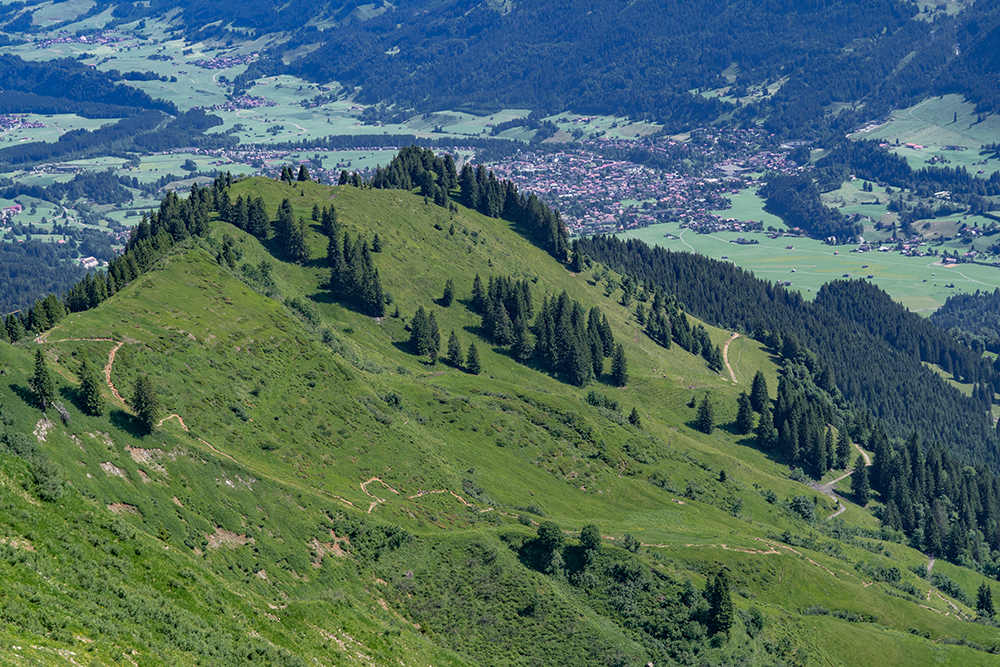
[489,128,803,236]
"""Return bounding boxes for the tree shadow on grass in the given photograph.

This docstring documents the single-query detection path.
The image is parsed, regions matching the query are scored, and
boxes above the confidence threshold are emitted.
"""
[59,386,87,415]
[110,409,150,439]
[10,383,38,410]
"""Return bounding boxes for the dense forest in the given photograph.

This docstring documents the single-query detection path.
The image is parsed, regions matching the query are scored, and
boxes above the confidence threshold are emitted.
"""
[0,241,87,316]
[759,173,861,241]
[0,54,176,117]
[930,289,1000,354]
[577,235,1000,468]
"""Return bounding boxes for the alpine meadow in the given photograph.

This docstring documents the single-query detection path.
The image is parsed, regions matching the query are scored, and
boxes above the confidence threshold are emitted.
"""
[3,1,1000,666]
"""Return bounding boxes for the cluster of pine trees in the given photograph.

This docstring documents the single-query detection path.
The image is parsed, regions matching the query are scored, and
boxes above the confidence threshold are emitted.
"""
[642,292,723,373]
[324,214,385,318]
[3,175,232,342]
[532,292,619,387]
[341,145,569,262]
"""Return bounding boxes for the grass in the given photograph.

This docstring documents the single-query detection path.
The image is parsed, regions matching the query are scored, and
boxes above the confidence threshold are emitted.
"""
[1,177,999,664]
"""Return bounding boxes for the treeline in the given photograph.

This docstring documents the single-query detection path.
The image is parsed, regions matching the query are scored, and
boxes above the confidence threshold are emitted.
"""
[344,145,569,261]
[930,289,1000,354]
[0,54,176,118]
[759,173,861,241]
[577,235,1000,468]
[3,175,234,341]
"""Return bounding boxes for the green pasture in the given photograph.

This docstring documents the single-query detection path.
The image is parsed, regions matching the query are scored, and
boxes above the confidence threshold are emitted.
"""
[851,95,1000,156]
[714,187,787,229]
[621,221,1000,311]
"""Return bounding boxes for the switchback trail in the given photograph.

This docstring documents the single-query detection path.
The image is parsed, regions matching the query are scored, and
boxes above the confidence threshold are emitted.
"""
[722,333,740,383]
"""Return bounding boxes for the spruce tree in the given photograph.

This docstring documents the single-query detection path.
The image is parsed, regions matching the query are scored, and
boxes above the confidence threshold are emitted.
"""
[735,391,755,434]
[442,279,455,307]
[629,407,641,428]
[696,393,715,434]
[297,164,310,181]
[755,401,777,450]
[466,343,481,375]
[977,582,996,618]
[31,349,55,411]
[371,233,382,252]
[427,312,440,364]
[749,371,768,413]
[132,375,160,434]
[835,428,852,469]
[852,455,870,506]
[512,315,533,362]
[410,307,430,355]
[79,357,105,416]
[447,330,463,368]
[610,343,628,387]
[707,571,734,638]
[471,274,486,313]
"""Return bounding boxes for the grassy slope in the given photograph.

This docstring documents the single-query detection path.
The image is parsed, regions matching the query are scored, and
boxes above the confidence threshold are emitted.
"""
[0,179,998,665]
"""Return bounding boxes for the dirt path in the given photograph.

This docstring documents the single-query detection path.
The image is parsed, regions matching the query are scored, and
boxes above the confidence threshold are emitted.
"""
[157,414,189,431]
[104,341,126,405]
[853,442,871,466]
[722,333,740,383]
[642,537,839,577]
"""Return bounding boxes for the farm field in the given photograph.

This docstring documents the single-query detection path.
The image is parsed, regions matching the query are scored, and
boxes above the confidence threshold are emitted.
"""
[622,221,1000,312]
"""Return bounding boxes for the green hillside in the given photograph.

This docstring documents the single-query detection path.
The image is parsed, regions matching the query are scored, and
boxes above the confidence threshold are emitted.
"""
[2,177,999,665]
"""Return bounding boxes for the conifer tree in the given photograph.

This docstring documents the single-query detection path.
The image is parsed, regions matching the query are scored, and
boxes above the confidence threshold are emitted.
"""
[629,407,642,428]
[735,391,755,434]
[923,513,942,557]
[512,315,533,362]
[466,343,481,375]
[696,393,715,434]
[447,330,463,368]
[297,164,310,182]
[471,274,486,313]
[755,401,776,450]
[707,571,734,638]
[835,428,852,469]
[232,195,249,230]
[750,371,768,412]
[31,349,55,410]
[610,343,628,387]
[132,375,160,434]
[247,196,270,238]
[442,279,455,307]
[371,233,382,252]
[977,582,996,618]
[79,357,105,416]
[427,312,440,364]
[410,307,430,355]
[852,455,870,506]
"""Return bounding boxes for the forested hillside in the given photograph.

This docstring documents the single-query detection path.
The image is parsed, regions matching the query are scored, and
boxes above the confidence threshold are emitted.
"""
[578,235,1000,467]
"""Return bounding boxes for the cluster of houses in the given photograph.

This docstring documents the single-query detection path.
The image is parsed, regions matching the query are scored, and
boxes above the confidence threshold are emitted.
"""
[36,29,127,49]
[198,95,277,113]
[490,128,803,234]
[1,204,22,224]
[192,53,259,70]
